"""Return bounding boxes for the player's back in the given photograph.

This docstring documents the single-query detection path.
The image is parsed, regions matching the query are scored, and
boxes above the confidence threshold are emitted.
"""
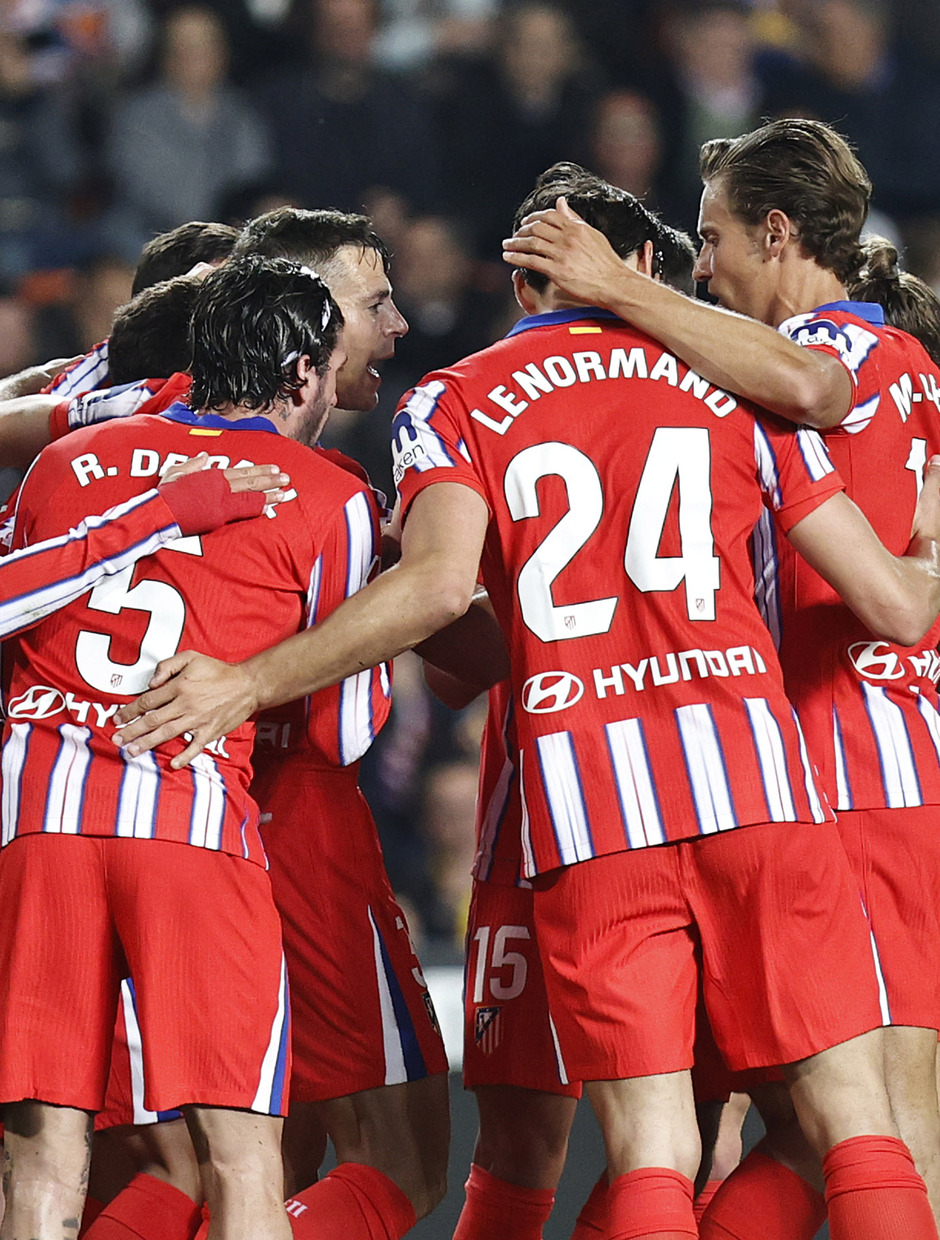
[771,305,940,810]
[2,407,373,863]
[394,308,841,874]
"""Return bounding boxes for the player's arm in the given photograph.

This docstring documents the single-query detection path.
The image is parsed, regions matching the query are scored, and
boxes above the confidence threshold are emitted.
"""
[787,457,940,645]
[502,198,852,430]
[415,585,510,690]
[114,481,491,765]
[0,458,288,640]
[0,393,59,469]
[0,355,82,400]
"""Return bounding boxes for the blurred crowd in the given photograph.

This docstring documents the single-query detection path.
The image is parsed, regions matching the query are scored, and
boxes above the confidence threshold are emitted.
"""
[2,0,939,957]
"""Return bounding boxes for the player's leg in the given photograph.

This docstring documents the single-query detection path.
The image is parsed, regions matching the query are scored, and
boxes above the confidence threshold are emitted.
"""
[84,1121,203,1240]
[0,836,124,1240]
[111,840,292,1240]
[531,848,704,1239]
[2,1102,93,1240]
[456,877,581,1238]
[885,1025,940,1224]
[690,821,936,1239]
[184,1108,289,1240]
[258,762,449,1237]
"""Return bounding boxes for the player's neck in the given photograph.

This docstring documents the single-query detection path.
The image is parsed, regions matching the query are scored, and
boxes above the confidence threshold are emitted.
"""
[767,258,848,328]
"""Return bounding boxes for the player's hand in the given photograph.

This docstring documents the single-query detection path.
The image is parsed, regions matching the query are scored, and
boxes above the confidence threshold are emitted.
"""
[161,453,290,499]
[112,651,259,768]
[502,196,636,305]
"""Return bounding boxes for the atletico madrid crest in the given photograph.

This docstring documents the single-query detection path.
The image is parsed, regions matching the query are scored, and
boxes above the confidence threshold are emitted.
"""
[474,1005,503,1054]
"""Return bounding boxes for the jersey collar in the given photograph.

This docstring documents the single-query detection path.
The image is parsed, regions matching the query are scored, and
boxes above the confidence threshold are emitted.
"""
[161,400,282,435]
[814,300,885,326]
[505,307,621,337]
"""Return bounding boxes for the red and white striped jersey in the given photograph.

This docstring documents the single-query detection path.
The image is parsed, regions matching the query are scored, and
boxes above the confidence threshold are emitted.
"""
[44,340,110,398]
[472,680,528,886]
[758,301,940,811]
[49,372,192,442]
[1,404,377,865]
[252,446,391,771]
[0,488,188,640]
[394,308,840,877]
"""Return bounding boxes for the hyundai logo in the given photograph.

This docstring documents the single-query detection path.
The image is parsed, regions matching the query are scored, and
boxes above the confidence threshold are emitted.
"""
[847,641,904,681]
[8,685,67,720]
[521,671,584,714]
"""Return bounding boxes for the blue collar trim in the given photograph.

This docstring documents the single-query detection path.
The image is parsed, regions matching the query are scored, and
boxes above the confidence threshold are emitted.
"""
[506,307,620,337]
[161,401,281,434]
[814,300,885,326]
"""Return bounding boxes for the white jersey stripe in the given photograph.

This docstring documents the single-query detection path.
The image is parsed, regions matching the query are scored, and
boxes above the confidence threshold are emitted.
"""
[518,749,536,878]
[795,427,835,481]
[535,732,594,864]
[792,711,828,823]
[832,707,853,810]
[751,508,782,650]
[676,704,737,833]
[744,698,796,821]
[251,954,290,1113]
[916,693,940,767]
[753,422,783,510]
[338,492,379,764]
[188,754,227,850]
[306,555,323,626]
[368,906,408,1085]
[605,718,666,847]
[44,724,92,833]
[862,684,923,807]
[1,723,30,846]
[115,751,160,839]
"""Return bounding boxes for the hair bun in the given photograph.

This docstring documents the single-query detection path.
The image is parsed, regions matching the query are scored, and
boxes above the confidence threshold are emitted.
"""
[861,236,900,281]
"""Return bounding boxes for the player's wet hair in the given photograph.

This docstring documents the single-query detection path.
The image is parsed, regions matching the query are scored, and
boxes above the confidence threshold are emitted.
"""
[189,255,343,413]
[654,219,696,295]
[108,277,199,385]
[132,221,239,296]
[699,119,871,284]
[849,237,940,367]
[513,161,659,293]
[233,207,391,280]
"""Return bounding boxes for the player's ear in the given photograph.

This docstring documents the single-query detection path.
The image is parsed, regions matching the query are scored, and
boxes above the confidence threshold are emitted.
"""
[512,269,539,314]
[291,355,315,404]
[765,209,792,257]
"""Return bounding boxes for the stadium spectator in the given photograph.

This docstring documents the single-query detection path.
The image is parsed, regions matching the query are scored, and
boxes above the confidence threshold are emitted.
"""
[104,5,270,260]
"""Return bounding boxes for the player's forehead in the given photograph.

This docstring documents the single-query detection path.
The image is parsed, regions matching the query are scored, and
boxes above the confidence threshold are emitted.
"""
[697,180,736,239]
[328,244,391,310]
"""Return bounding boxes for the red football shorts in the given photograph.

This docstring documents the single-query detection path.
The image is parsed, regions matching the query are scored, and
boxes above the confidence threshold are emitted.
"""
[837,804,940,1030]
[463,878,581,1097]
[252,757,448,1101]
[0,834,290,1115]
[531,821,883,1081]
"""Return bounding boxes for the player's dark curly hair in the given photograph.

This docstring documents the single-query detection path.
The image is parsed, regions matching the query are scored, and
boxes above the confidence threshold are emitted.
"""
[849,237,940,366]
[699,119,871,283]
[654,218,697,295]
[233,207,391,277]
[132,221,239,296]
[109,276,198,384]
[189,256,344,413]
[513,162,660,292]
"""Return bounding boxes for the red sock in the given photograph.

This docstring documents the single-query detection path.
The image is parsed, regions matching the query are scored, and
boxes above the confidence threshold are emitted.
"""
[693,1179,723,1224]
[285,1163,417,1239]
[570,1172,608,1237]
[79,1196,106,1237]
[607,1168,697,1240]
[452,1163,555,1239]
[698,1152,825,1239]
[824,1135,938,1240]
[82,1173,202,1240]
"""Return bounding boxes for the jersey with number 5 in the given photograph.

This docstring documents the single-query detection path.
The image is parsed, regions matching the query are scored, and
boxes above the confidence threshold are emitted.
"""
[767,302,940,811]
[1,406,379,865]
[394,308,842,876]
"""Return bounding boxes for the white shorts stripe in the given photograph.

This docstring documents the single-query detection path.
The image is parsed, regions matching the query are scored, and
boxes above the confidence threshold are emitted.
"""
[744,698,796,821]
[676,704,737,833]
[862,684,922,807]
[44,724,92,833]
[534,732,594,865]
[120,980,160,1125]
[605,717,666,847]
[548,1014,570,1088]
[1,723,30,846]
[369,906,408,1086]
[251,954,290,1113]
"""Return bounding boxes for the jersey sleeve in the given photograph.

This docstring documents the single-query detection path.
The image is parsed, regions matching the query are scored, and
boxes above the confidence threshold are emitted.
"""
[42,339,110,397]
[779,310,881,434]
[391,377,491,516]
[754,418,845,533]
[0,488,184,640]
